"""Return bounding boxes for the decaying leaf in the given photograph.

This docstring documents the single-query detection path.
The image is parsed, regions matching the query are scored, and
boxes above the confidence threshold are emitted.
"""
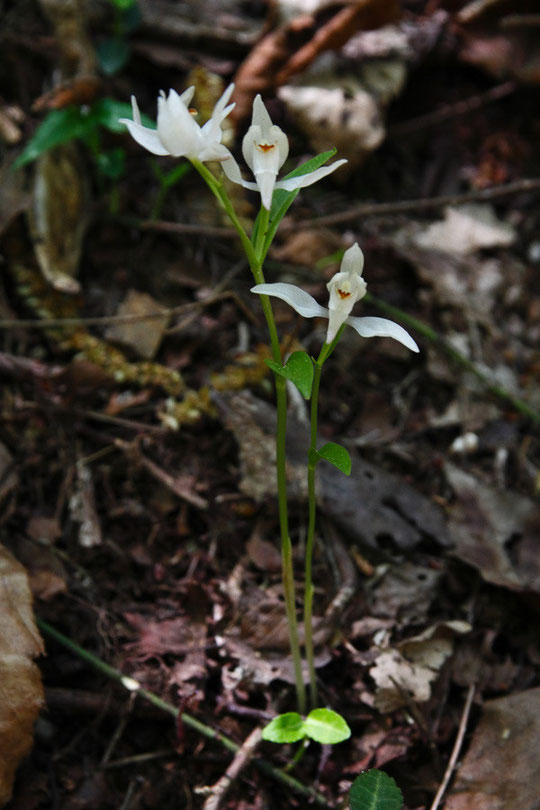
[370,621,471,712]
[104,290,170,361]
[27,142,89,294]
[0,545,44,807]
[278,78,385,171]
[446,462,540,592]
[446,687,540,810]
[411,204,516,256]
[215,391,451,552]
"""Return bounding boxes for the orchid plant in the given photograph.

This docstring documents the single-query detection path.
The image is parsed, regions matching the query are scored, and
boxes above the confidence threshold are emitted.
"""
[121,82,418,745]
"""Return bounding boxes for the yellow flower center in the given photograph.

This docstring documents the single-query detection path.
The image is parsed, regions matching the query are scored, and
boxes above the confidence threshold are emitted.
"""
[337,288,352,300]
[257,142,276,153]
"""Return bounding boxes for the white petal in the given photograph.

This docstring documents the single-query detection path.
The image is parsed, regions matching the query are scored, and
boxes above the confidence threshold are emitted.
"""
[157,91,199,156]
[130,95,141,125]
[252,94,273,136]
[275,159,347,192]
[242,124,261,173]
[270,124,289,169]
[346,316,419,352]
[198,142,234,162]
[251,283,328,319]
[341,243,364,276]
[119,118,170,155]
[179,86,195,106]
[257,171,277,210]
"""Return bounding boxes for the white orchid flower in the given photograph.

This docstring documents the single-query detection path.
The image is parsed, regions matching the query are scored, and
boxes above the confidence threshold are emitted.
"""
[119,84,237,164]
[223,94,347,210]
[251,243,419,352]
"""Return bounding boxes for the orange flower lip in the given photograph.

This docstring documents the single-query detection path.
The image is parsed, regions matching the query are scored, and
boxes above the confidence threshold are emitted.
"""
[188,108,198,116]
[337,289,352,299]
[257,142,276,153]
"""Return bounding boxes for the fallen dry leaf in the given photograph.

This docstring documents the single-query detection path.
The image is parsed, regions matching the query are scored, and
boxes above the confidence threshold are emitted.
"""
[0,545,44,807]
[370,621,470,712]
[412,204,516,256]
[446,463,540,592]
[104,290,169,360]
[446,687,540,810]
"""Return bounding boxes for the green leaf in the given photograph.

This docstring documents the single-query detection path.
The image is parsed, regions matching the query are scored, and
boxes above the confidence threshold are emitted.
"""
[97,37,131,76]
[91,97,154,133]
[13,107,93,168]
[313,442,352,476]
[265,351,314,399]
[303,708,351,744]
[256,148,337,261]
[349,770,403,810]
[262,713,306,744]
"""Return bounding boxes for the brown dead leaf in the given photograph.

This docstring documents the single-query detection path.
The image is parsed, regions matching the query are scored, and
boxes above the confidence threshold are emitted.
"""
[231,0,399,124]
[104,290,170,361]
[0,545,44,806]
[370,621,471,712]
[446,687,540,810]
[446,463,540,592]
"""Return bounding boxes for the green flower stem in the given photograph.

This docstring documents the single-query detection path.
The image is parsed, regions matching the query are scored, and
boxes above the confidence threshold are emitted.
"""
[305,358,322,708]
[191,162,305,713]
[37,620,329,807]
[304,335,342,708]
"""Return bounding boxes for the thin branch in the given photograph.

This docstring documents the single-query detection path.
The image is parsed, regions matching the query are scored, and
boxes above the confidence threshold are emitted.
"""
[429,684,476,810]
[37,619,333,809]
[202,726,263,810]
[367,293,540,426]
[292,177,540,229]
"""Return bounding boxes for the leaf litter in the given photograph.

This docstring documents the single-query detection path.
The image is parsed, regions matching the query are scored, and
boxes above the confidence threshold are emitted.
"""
[1,1,539,808]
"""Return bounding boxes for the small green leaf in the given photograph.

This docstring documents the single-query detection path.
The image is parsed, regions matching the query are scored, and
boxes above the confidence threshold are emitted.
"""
[91,97,154,133]
[303,708,351,744]
[13,107,93,168]
[316,442,352,476]
[256,149,337,261]
[266,351,314,399]
[349,770,403,810]
[262,713,306,744]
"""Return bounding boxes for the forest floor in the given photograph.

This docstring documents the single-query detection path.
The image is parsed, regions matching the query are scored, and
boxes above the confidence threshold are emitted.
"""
[1,1,540,809]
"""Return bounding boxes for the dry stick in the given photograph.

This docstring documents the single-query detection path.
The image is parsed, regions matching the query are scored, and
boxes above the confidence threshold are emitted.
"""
[388,81,516,138]
[292,177,540,229]
[366,293,540,426]
[37,620,332,809]
[429,684,476,810]
[202,726,263,810]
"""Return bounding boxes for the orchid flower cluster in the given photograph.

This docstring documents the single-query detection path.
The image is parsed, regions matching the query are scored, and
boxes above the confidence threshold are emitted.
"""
[121,83,418,731]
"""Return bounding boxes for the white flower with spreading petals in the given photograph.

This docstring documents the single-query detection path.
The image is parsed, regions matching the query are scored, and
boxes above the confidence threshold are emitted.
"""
[251,243,419,351]
[223,94,347,210]
[119,84,237,164]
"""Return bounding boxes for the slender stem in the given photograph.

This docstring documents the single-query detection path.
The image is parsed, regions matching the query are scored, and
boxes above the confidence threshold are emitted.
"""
[304,357,322,708]
[37,620,329,807]
[303,336,340,709]
[191,163,305,712]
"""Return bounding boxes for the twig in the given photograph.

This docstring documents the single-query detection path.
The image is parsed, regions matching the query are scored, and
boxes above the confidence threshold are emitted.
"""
[37,619,333,808]
[388,81,516,138]
[366,293,540,427]
[202,726,263,810]
[291,177,540,229]
[429,684,476,810]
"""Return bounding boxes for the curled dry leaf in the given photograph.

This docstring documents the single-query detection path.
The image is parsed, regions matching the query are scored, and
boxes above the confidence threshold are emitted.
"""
[370,621,471,712]
[0,545,44,807]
